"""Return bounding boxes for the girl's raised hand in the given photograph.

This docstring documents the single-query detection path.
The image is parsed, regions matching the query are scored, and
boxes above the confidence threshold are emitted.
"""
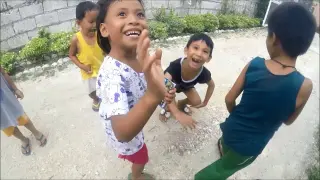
[137,29,166,100]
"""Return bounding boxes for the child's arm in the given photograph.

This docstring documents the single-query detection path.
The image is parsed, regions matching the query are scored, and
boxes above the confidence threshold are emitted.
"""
[111,93,161,142]
[0,67,24,99]
[284,78,313,125]
[225,64,249,113]
[0,67,18,91]
[193,79,215,108]
[69,35,92,73]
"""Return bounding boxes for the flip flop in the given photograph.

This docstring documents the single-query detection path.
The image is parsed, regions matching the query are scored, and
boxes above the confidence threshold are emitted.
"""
[217,138,223,157]
[180,105,192,116]
[21,138,31,156]
[159,108,171,122]
[36,134,47,147]
[128,172,155,180]
[92,102,100,112]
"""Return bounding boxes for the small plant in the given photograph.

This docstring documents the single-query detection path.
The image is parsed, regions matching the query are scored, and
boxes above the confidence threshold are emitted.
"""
[184,14,205,33]
[165,9,186,36]
[19,37,50,63]
[50,32,73,56]
[148,21,168,40]
[201,13,219,32]
[38,28,50,39]
[0,51,18,74]
[152,6,167,22]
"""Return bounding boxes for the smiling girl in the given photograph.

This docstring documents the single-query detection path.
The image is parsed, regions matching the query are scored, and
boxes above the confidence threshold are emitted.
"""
[95,0,175,179]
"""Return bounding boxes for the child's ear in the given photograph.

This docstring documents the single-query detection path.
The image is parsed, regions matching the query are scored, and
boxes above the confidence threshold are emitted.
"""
[184,47,188,56]
[207,56,212,62]
[76,20,81,26]
[100,23,109,38]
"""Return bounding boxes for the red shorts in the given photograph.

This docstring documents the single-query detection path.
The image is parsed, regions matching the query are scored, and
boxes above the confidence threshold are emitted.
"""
[118,144,149,165]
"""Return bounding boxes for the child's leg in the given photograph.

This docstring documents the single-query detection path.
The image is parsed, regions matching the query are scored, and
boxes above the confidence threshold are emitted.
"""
[178,88,201,114]
[23,115,47,146]
[131,163,146,180]
[12,127,31,155]
[119,144,152,180]
[89,90,99,104]
[88,78,100,111]
[195,139,257,180]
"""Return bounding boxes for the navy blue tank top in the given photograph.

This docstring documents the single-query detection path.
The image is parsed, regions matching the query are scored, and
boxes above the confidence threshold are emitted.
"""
[220,57,305,156]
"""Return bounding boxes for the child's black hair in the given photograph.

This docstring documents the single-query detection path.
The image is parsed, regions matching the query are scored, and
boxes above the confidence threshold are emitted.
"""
[267,2,316,58]
[96,0,144,54]
[76,1,99,20]
[186,33,214,57]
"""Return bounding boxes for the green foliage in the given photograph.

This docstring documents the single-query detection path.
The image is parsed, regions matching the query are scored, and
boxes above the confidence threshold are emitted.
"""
[201,13,219,32]
[38,28,50,39]
[306,125,320,180]
[19,37,50,63]
[152,8,186,36]
[0,52,18,74]
[148,21,168,40]
[165,9,186,36]
[218,15,261,29]
[152,6,167,22]
[217,15,234,29]
[184,14,205,33]
[307,165,320,180]
[50,31,73,56]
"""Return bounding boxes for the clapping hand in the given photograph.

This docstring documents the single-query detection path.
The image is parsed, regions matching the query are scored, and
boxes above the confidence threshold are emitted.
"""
[136,29,166,100]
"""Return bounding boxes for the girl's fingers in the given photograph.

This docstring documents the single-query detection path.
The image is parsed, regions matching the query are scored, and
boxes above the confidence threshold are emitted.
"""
[137,37,148,66]
[141,38,155,72]
[137,30,148,64]
[154,48,162,66]
[137,29,148,53]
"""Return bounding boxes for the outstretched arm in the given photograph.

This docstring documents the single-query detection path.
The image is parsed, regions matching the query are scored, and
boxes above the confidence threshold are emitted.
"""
[284,78,313,125]
[0,66,24,99]
[225,63,249,113]
[193,79,215,108]
[0,66,18,91]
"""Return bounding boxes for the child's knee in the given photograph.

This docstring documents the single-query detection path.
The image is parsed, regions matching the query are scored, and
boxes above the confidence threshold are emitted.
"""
[189,98,201,106]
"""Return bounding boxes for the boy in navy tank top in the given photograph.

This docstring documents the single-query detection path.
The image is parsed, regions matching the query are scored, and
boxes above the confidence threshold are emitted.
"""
[195,2,317,180]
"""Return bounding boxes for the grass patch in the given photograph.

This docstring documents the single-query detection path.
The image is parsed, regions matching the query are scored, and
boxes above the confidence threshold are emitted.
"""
[306,124,320,180]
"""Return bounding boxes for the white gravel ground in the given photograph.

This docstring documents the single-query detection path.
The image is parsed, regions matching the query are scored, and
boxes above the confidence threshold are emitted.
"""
[1,29,319,179]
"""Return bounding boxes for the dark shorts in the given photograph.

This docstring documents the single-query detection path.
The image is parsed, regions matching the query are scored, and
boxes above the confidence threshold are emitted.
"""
[176,85,194,93]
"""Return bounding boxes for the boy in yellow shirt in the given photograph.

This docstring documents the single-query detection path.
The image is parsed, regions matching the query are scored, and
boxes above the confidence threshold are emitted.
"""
[69,1,104,111]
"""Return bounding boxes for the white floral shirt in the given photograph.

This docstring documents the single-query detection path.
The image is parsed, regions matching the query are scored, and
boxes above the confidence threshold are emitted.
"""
[96,56,147,155]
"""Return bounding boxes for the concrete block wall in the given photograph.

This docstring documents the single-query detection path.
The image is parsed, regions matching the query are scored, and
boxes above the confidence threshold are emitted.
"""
[0,0,256,51]
[0,0,84,51]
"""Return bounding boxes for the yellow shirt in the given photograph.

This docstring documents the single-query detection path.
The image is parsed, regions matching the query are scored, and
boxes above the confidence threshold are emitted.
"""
[76,32,104,80]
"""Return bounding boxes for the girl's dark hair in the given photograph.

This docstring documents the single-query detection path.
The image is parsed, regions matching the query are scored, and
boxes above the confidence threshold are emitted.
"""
[76,1,99,20]
[96,0,144,54]
[186,33,214,57]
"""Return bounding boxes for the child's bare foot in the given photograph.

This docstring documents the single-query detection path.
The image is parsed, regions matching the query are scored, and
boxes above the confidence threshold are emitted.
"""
[159,108,171,122]
[21,138,31,156]
[177,100,192,115]
[128,172,155,180]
